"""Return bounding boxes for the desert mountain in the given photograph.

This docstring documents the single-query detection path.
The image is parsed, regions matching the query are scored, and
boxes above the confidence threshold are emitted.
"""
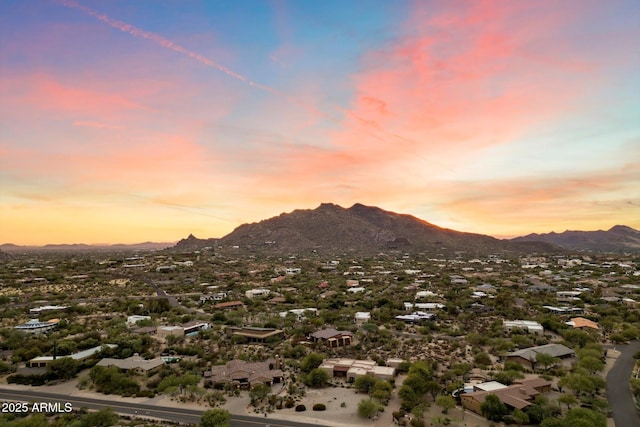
[188,203,559,255]
[173,234,219,251]
[511,225,640,252]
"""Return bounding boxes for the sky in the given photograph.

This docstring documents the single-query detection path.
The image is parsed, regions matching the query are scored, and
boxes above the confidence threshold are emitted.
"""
[1,0,639,245]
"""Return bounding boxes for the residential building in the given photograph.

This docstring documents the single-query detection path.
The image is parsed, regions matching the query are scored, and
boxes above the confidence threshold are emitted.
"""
[461,378,552,415]
[29,305,68,315]
[14,318,60,334]
[126,315,151,326]
[204,358,283,389]
[355,312,371,324]
[504,343,575,370]
[27,344,117,368]
[503,320,544,335]
[245,289,270,298]
[96,355,164,374]
[309,328,353,348]
[566,317,599,330]
[226,326,284,344]
[319,358,396,382]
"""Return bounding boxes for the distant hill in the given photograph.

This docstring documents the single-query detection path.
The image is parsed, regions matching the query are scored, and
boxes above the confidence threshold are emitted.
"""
[173,234,219,252]
[0,241,173,253]
[510,225,640,252]
[182,202,559,255]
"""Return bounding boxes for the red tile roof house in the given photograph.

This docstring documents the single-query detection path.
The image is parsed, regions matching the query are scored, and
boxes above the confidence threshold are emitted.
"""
[461,378,552,415]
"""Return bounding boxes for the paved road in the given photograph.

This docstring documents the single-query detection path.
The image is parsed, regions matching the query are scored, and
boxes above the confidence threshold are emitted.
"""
[0,388,328,427]
[605,341,640,427]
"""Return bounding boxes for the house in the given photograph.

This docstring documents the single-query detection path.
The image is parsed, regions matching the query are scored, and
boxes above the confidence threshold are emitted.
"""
[96,355,164,374]
[127,315,151,326]
[355,312,371,324]
[29,305,68,315]
[27,344,117,368]
[14,318,60,334]
[319,358,396,382]
[396,312,435,323]
[214,300,244,310]
[503,320,544,335]
[183,321,210,335]
[566,317,599,330]
[404,302,445,312]
[461,378,552,415]
[157,325,184,339]
[309,328,353,348]
[347,287,365,294]
[226,326,284,344]
[200,292,228,304]
[504,343,575,370]
[204,358,283,389]
[557,291,582,302]
[279,308,318,321]
[415,291,440,299]
[245,288,270,298]
[542,306,584,315]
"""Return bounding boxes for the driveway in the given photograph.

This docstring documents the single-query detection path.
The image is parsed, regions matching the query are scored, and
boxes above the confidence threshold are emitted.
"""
[605,341,640,427]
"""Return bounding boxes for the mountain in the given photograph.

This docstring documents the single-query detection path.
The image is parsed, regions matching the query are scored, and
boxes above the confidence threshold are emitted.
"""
[196,202,559,255]
[173,234,219,252]
[511,225,640,252]
[0,242,173,253]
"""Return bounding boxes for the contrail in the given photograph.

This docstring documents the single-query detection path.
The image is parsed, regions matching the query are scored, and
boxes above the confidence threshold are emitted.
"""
[56,0,454,172]
[57,0,279,95]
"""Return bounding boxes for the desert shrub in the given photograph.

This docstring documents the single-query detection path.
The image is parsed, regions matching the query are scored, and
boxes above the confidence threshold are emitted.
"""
[295,404,306,412]
[313,403,326,411]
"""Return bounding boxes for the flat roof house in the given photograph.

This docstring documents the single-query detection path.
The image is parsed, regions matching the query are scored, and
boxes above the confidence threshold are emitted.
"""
[319,358,396,382]
[27,344,117,368]
[503,320,544,335]
[96,355,164,374]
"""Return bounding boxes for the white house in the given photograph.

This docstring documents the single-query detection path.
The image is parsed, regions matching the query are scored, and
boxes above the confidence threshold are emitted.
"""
[245,288,271,298]
[355,312,371,324]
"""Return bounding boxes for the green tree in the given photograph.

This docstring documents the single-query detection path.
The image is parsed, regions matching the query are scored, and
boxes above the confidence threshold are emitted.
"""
[474,352,492,366]
[249,383,270,404]
[510,408,530,425]
[354,375,378,394]
[357,398,379,418]
[559,373,595,396]
[47,357,79,380]
[300,353,324,373]
[578,356,604,373]
[435,395,456,413]
[424,380,442,401]
[304,368,329,388]
[535,352,559,370]
[78,408,119,427]
[480,394,508,422]
[200,408,231,427]
[372,380,393,404]
[558,393,579,410]
[399,385,420,411]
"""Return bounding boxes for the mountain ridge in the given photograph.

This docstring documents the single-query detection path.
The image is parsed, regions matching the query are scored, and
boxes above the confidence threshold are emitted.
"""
[176,202,561,254]
[511,225,640,252]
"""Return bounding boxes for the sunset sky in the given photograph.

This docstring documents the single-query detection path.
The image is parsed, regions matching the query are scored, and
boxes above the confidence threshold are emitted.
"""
[1,0,639,245]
